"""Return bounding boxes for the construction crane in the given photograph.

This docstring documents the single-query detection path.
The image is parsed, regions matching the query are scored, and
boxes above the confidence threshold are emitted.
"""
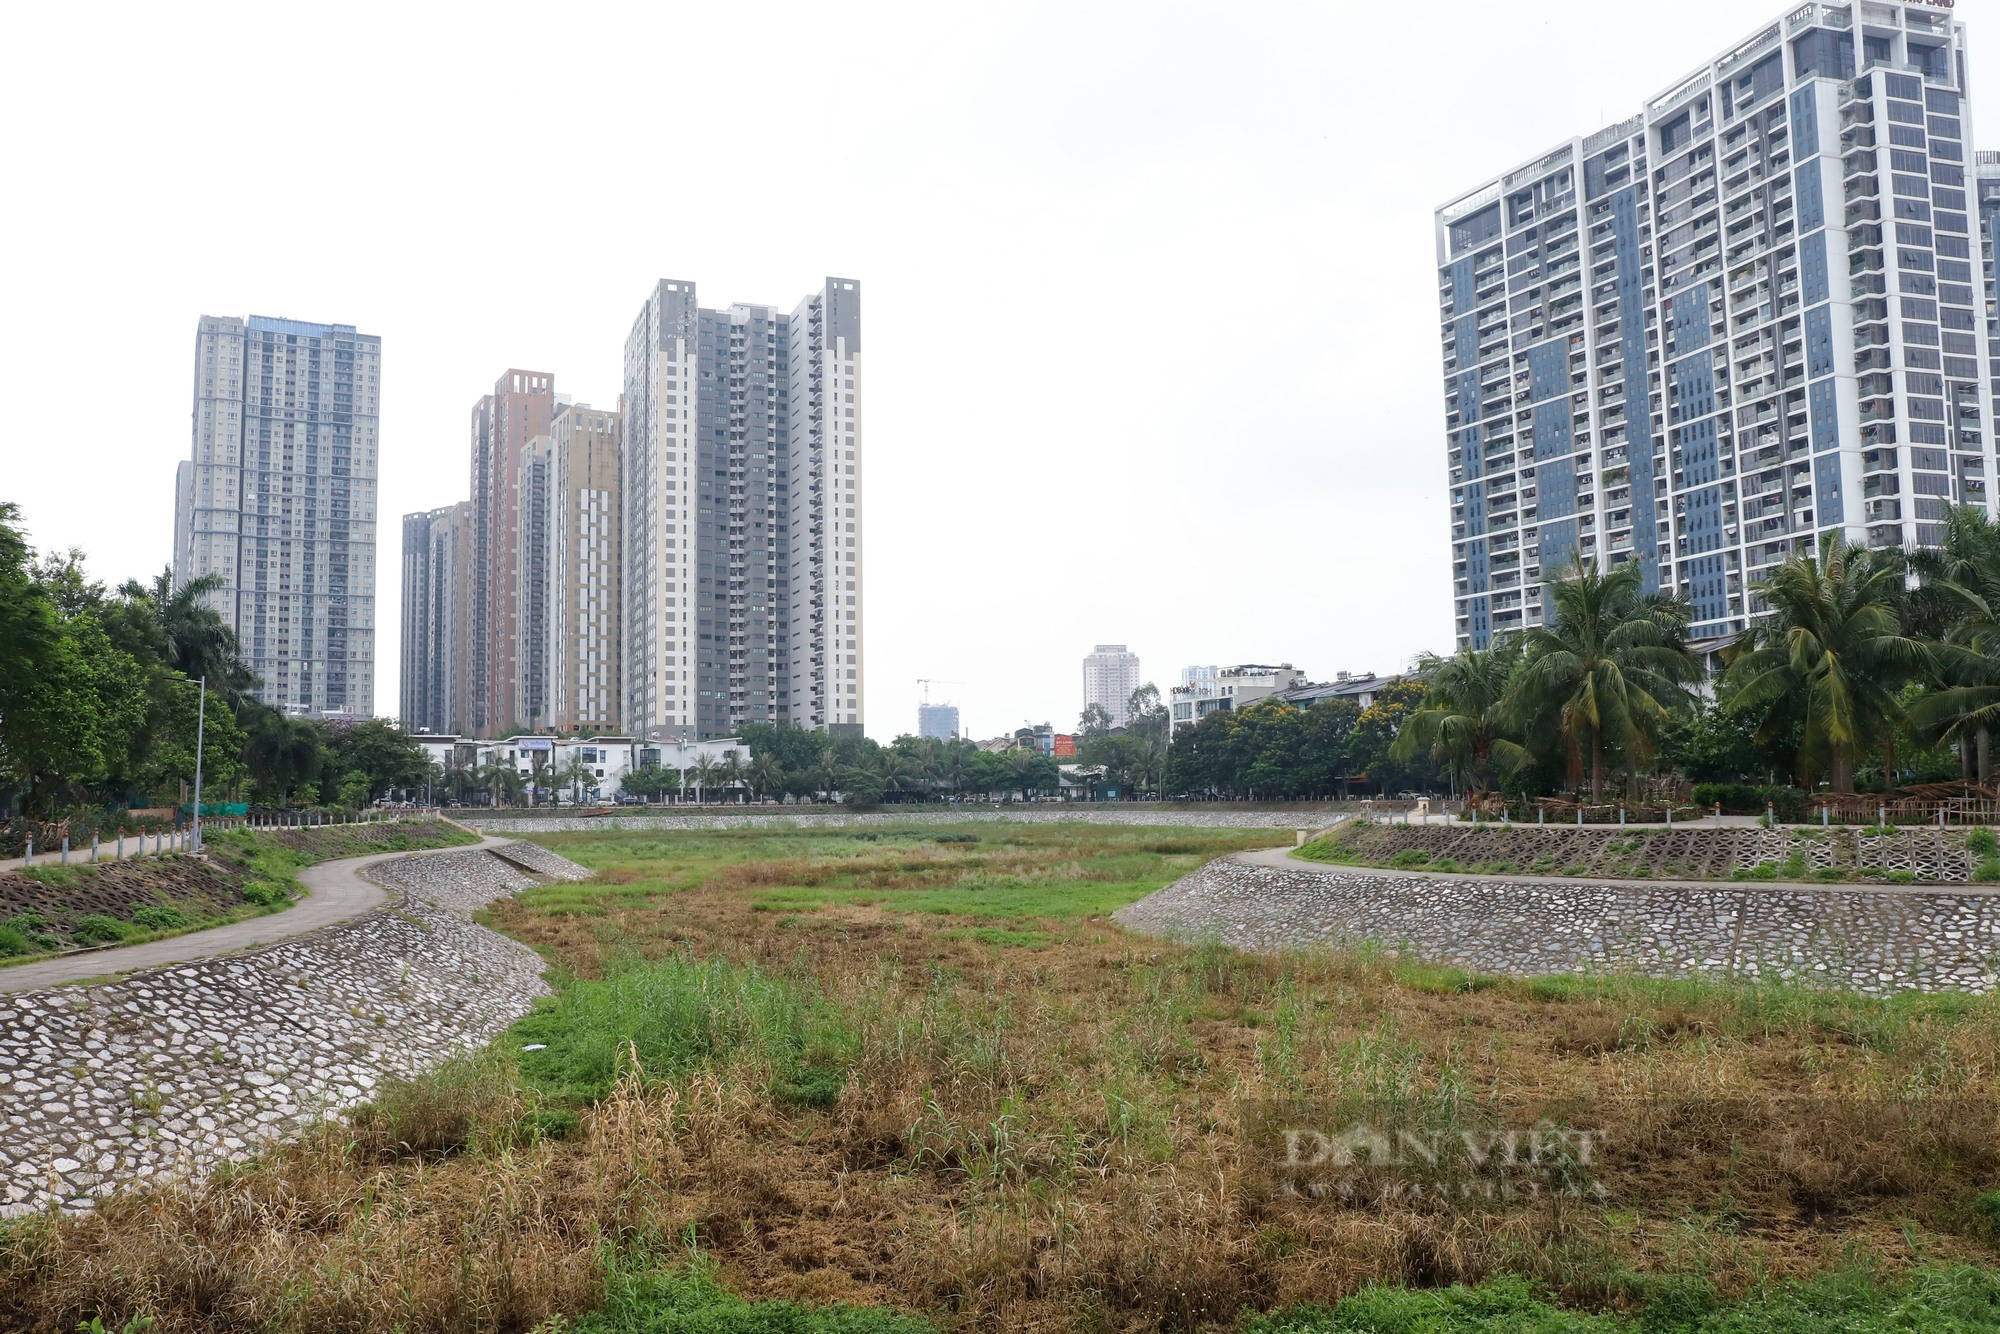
[916,678,965,706]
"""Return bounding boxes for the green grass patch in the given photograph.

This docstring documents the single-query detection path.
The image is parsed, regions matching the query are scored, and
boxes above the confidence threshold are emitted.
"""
[1392,962,1501,995]
[522,822,1279,929]
[507,952,857,1105]
[573,1246,932,1333]
[1246,1266,2000,1332]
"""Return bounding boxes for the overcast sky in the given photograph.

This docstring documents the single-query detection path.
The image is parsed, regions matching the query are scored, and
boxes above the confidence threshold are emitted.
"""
[6,0,1996,740]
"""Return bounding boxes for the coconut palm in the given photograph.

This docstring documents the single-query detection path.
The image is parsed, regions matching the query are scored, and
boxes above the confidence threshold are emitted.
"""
[557,751,596,805]
[747,754,785,802]
[1720,533,1929,793]
[690,754,719,803]
[1508,556,1701,801]
[1898,505,2000,640]
[719,750,746,803]
[812,743,841,802]
[879,749,926,803]
[473,761,525,807]
[1391,638,1526,797]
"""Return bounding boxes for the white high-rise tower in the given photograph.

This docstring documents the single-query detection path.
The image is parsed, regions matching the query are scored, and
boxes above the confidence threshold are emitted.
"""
[176,314,381,715]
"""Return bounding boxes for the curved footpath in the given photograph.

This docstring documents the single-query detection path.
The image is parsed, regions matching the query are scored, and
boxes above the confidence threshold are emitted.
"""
[1114,848,2000,995]
[0,838,590,1213]
[0,835,514,995]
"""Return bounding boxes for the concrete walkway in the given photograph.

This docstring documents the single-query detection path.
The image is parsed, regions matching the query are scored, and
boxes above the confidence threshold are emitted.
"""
[0,835,512,994]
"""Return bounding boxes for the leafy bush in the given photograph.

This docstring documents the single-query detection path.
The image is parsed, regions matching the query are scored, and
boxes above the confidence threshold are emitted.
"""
[73,915,131,945]
[1981,858,2000,884]
[931,832,979,845]
[1691,783,1766,814]
[130,905,193,932]
[242,879,292,908]
[1968,828,1999,858]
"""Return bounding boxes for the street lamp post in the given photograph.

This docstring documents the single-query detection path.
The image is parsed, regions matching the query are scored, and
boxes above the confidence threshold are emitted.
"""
[190,675,207,855]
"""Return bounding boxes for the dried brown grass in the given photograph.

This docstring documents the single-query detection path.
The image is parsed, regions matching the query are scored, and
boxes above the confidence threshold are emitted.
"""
[6,833,2000,1332]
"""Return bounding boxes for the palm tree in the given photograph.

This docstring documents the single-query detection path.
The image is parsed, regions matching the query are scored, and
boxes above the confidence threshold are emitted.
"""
[812,743,840,802]
[558,751,596,805]
[122,570,258,700]
[747,754,785,803]
[1391,638,1527,798]
[1721,534,1929,794]
[1899,506,2000,781]
[880,749,925,804]
[475,761,525,807]
[1898,505,2000,640]
[1509,556,1701,801]
[690,754,719,803]
[719,750,746,804]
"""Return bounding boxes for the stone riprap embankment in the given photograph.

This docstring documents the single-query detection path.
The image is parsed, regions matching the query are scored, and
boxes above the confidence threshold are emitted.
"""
[0,842,589,1214]
[468,808,1346,835]
[1114,853,2000,995]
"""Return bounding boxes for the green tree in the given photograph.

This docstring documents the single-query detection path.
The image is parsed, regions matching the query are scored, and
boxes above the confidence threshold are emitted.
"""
[557,751,598,804]
[878,748,927,803]
[1391,639,1526,797]
[243,712,326,803]
[1721,534,1926,794]
[117,569,259,702]
[1297,699,1361,797]
[690,754,719,802]
[326,719,428,799]
[1509,557,1700,800]
[1349,678,1433,794]
[1657,698,1776,785]
[1897,506,2000,782]
[143,682,249,805]
[746,754,785,802]
[1077,703,1113,741]
[718,749,748,803]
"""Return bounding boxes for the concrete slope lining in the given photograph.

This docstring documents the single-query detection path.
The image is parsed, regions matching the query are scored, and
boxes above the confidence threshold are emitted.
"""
[0,841,590,1214]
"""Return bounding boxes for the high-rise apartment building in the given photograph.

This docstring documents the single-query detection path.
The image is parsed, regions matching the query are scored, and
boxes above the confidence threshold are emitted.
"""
[1978,152,2000,428]
[1438,1,1995,648]
[1082,644,1142,727]
[175,314,381,715]
[514,435,552,731]
[468,370,558,735]
[399,501,470,733]
[544,403,623,733]
[622,277,863,740]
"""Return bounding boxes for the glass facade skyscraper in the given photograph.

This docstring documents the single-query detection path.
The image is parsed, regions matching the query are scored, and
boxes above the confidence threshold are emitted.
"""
[1438,1,1994,648]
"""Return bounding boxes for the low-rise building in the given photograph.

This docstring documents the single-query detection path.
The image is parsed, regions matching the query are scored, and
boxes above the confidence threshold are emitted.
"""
[1167,664,1305,736]
[409,733,752,803]
[1263,671,1395,713]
